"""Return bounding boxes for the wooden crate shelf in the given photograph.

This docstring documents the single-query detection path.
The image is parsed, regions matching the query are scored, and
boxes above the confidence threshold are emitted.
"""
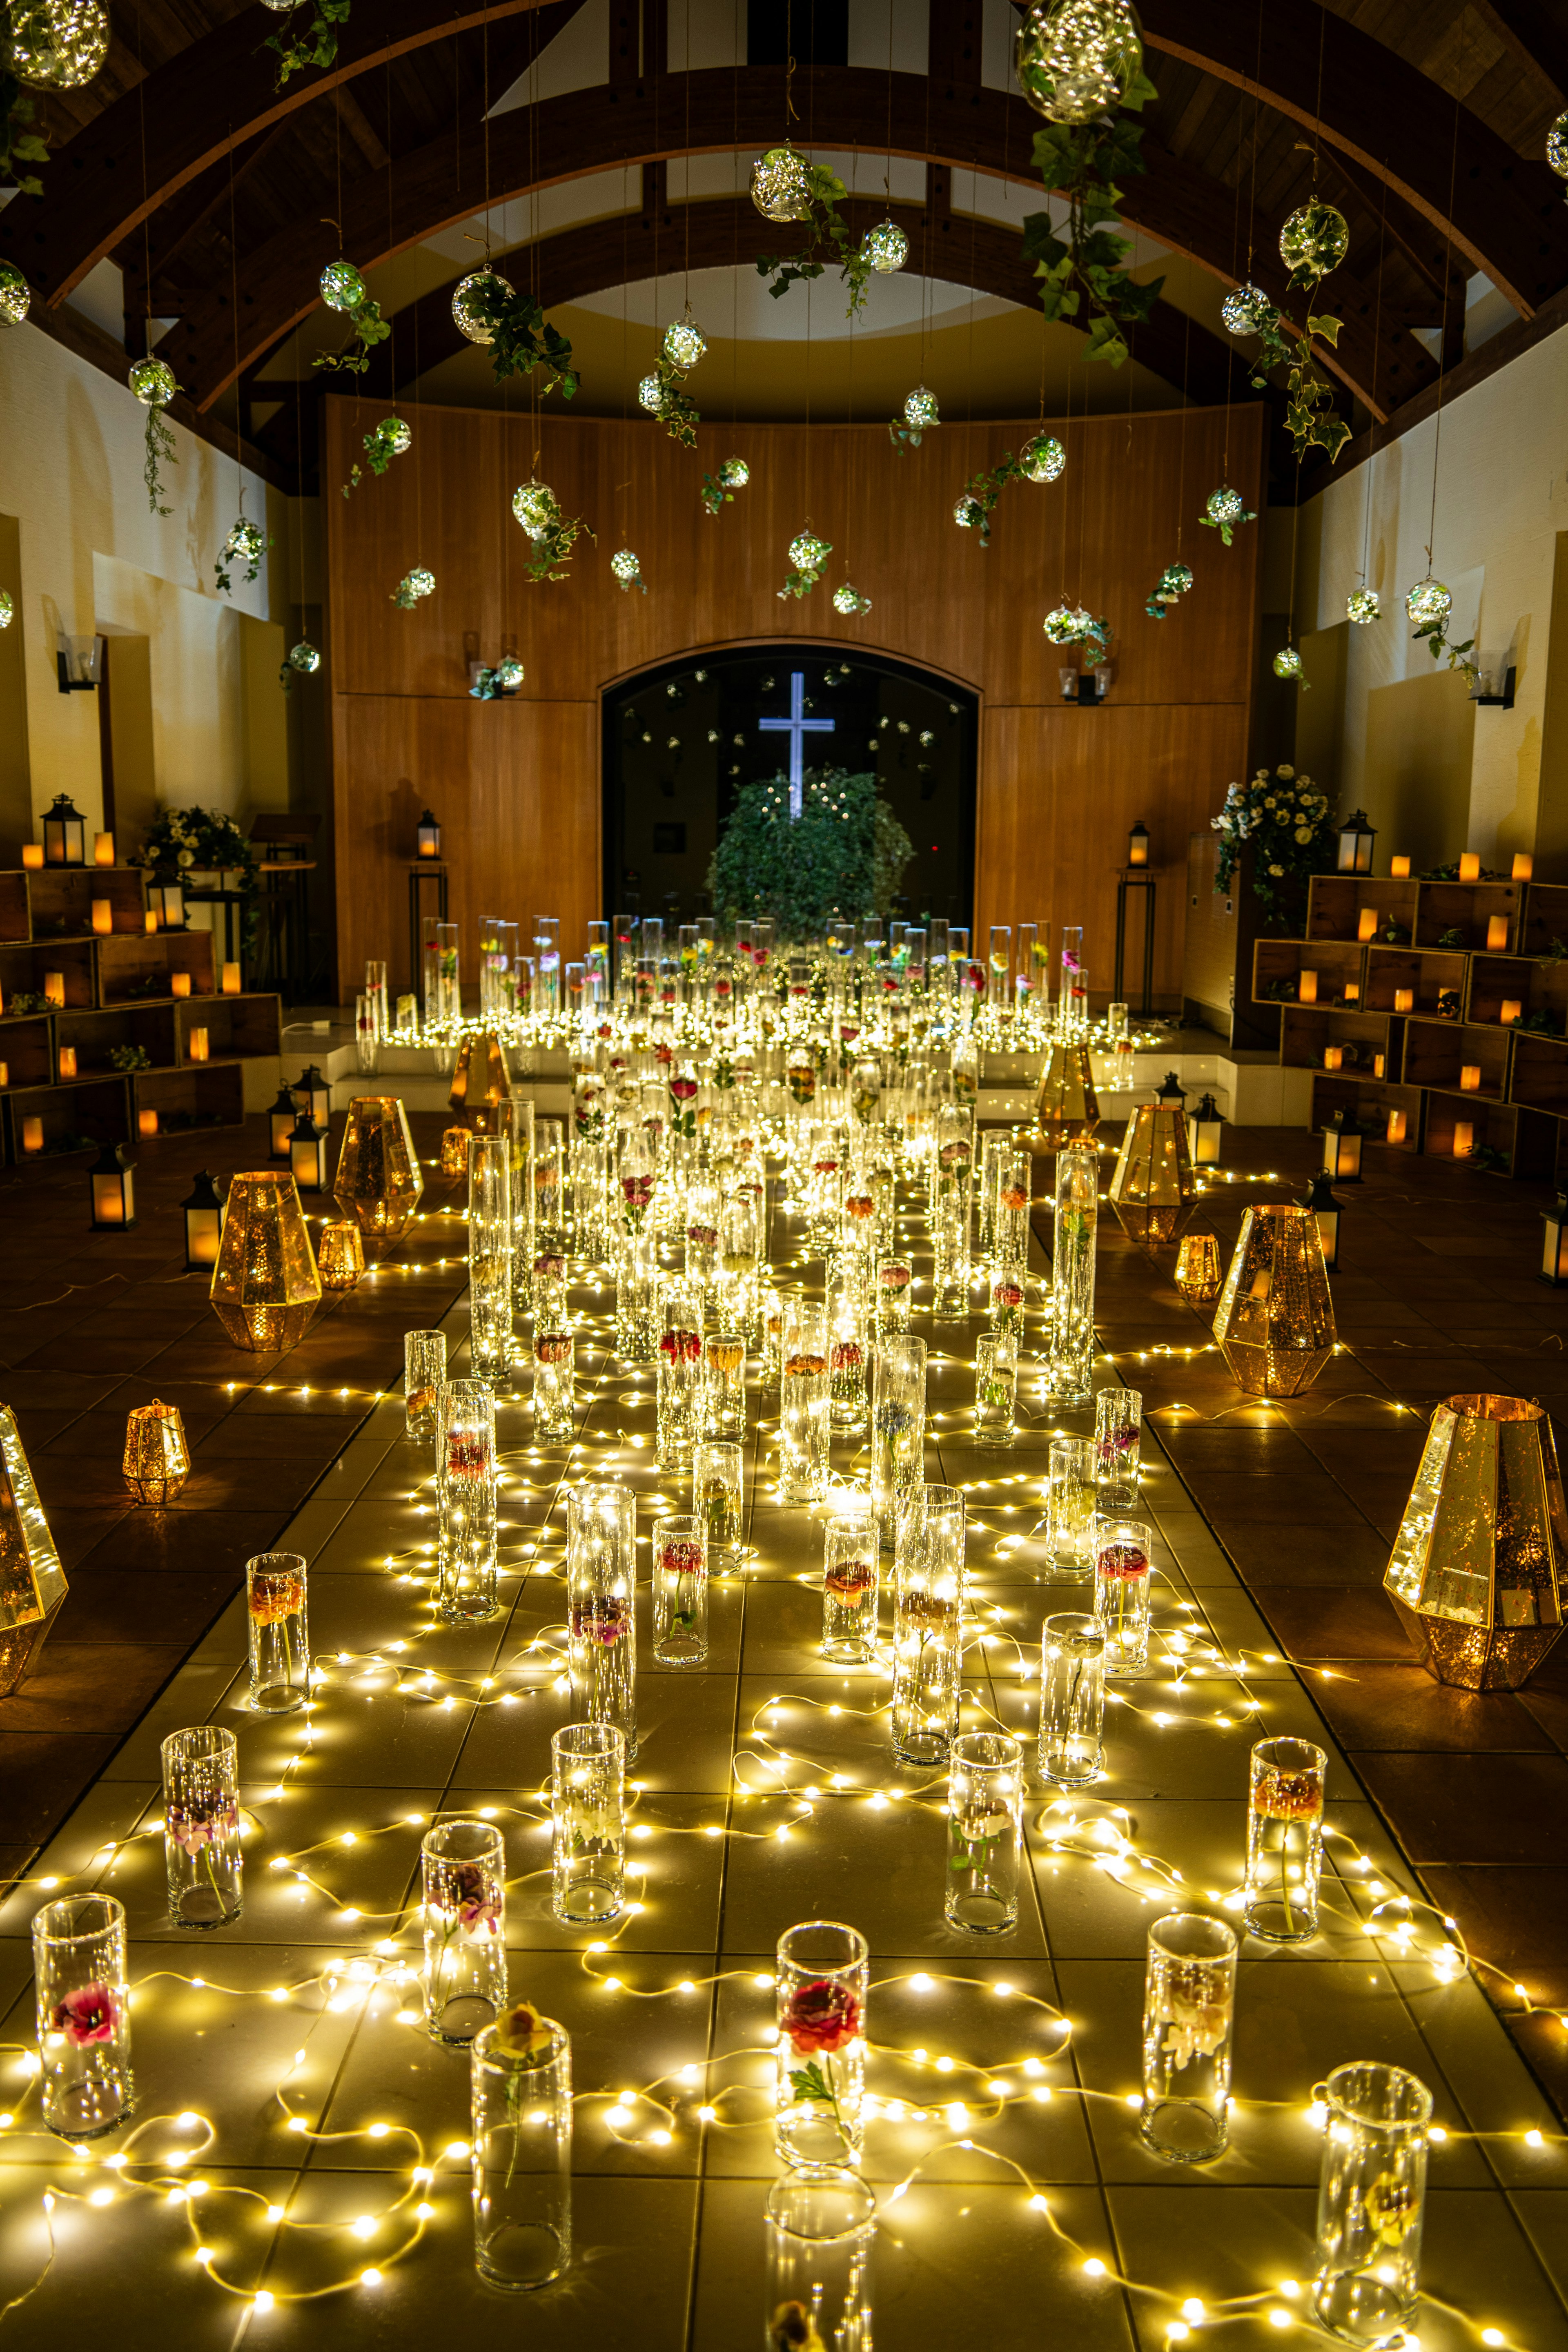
[1280,1005,1402,1080]
[1310,1073,1423,1150]
[1508,1031,1568,1119]
[131,1061,245,1136]
[1362,946,1468,1018]
[96,930,215,1004]
[5,1076,129,1163]
[1253,938,1365,1007]
[25,869,145,941]
[0,938,96,1012]
[1422,1091,1555,1180]
[1412,879,1523,954]
[1402,1016,1512,1102]
[174,992,281,1066]
[53,1003,179,1081]
[0,1014,54,1092]
[1522,882,1568,958]
[0,873,29,945]
[1463,952,1565,1033]
[1305,875,1419,944]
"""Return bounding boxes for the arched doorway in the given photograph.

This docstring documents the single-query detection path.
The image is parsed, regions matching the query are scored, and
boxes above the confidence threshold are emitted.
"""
[601,646,978,931]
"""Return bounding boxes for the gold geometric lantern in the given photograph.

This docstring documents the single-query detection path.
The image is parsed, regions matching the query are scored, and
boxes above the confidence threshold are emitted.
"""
[1383,1394,1566,1692]
[0,1402,69,1698]
[1029,1037,1100,1163]
[440,1125,471,1178]
[209,1172,323,1353]
[332,1095,424,1256]
[122,1399,190,1503]
[1212,1203,1336,1398]
[1108,1102,1198,1246]
[1174,1232,1223,1307]
[316,1218,366,1292]
[448,1031,512,1134]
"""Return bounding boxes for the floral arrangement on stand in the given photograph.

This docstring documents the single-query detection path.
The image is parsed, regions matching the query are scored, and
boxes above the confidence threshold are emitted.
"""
[1211,764,1337,920]
[130,806,260,949]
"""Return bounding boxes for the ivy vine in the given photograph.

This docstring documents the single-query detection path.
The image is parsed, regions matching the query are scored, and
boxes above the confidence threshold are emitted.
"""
[756,163,879,318]
[1,73,48,198]
[951,451,1036,549]
[523,512,595,586]
[461,276,578,399]
[265,0,352,89]
[1022,70,1163,367]
[313,292,389,377]
[341,415,409,498]
[646,354,700,450]
[1411,608,1481,692]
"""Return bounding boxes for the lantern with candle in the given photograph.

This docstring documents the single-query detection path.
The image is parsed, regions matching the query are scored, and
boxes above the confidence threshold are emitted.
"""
[1336,810,1376,875]
[1298,1171,1341,1270]
[0,1404,68,1698]
[1189,1092,1223,1168]
[41,794,87,867]
[122,1401,190,1505]
[146,882,185,930]
[268,1084,298,1161]
[332,1096,425,1254]
[88,1142,136,1230]
[416,809,442,859]
[181,1171,224,1271]
[209,1172,322,1352]
[1321,1109,1363,1183]
[293,1065,330,1130]
[1127,820,1149,869]
[288,1111,331,1194]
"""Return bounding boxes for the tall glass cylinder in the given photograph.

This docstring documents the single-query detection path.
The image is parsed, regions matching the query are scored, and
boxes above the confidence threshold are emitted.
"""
[719,1189,762,1336]
[657,1335,704,1470]
[438,1379,499,1623]
[703,1331,746,1441]
[468,1133,514,1383]
[775,1920,868,2171]
[1045,1143,1098,1406]
[995,1145,1031,1268]
[1311,2062,1432,2346]
[247,1550,309,1711]
[684,1177,720,1297]
[354,991,380,1074]
[989,1264,1027,1344]
[766,2169,875,2352]
[161,1725,243,1927]
[870,1336,926,1549]
[496,1094,535,1335]
[423,1818,507,2042]
[1039,1613,1106,1786]
[822,1510,880,1664]
[33,1894,133,2138]
[1095,1386,1143,1489]
[404,1327,446,1443]
[652,1512,708,1666]
[1246,1737,1327,1942]
[1047,1436,1097,1576]
[693,1439,743,1572]
[531,1243,567,1336]
[780,1296,831,1504]
[1140,1912,1238,2163]
[974,1332,1017,1446]
[1094,1514,1153,1677]
[551,1723,626,1924]
[827,1268,868,1432]
[978,1129,1009,1258]
[892,1497,962,1766]
[875,1255,913,1333]
[615,1228,657,1362]
[566,1483,637,1758]
[1060,924,1087,1031]
[944,1731,1023,1934]
[425,920,459,1032]
[534,1116,565,1248]
[471,2009,572,2290]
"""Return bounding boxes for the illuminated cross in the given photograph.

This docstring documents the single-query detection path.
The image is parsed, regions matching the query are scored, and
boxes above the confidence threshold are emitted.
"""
[758,671,834,820]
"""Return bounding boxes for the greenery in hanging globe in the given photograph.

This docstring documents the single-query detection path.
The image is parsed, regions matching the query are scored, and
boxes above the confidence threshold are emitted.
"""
[1405,578,1451,626]
[1346,587,1380,625]
[832,584,873,616]
[470,656,525,699]
[637,373,667,415]
[1019,432,1066,483]
[313,258,388,375]
[278,640,321,695]
[1014,0,1144,123]
[320,259,367,312]
[953,494,986,533]
[1043,601,1081,645]
[1211,763,1336,919]
[342,413,412,497]
[1549,110,1568,185]
[1144,561,1192,619]
[0,261,31,327]
[662,310,706,370]
[453,269,510,344]
[213,516,271,596]
[700,457,751,515]
[707,766,913,937]
[513,480,561,539]
[890,383,939,450]
[127,357,180,515]
[0,590,12,628]
[129,357,176,406]
[1272,645,1307,686]
[751,146,813,223]
[779,530,832,601]
[1222,281,1273,336]
[263,0,350,89]
[450,271,577,394]
[612,548,648,596]
[754,157,886,317]
[6,0,108,89]
[1405,576,1479,689]
[1279,200,1349,288]
[861,220,908,275]
[511,479,594,584]
[1200,484,1256,547]
[390,567,436,609]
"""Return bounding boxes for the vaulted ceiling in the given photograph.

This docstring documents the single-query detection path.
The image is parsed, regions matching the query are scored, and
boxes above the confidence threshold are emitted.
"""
[3,0,1563,495]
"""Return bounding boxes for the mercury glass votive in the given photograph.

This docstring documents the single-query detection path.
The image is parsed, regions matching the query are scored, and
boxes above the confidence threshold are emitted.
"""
[440,1125,470,1178]
[423,1818,507,2042]
[1140,1912,1238,2164]
[1174,1233,1223,1307]
[122,1399,190,1503]
[471,2007,573,2290]
[1039,1612,1106,1786]
[566,1483,638,1759]
[209,1172,322,1353]
[246,1551,309,1711]
[1094,1515,1153,1678]
[1246,1736,1327,1942]
[33,1893,134,2139]
[533,1329,575,1442]
[652,1511,709,1666]
[775,1920,869,2171]
[693,1438,743,1571]
[944,1731,1024,1934]
[780,1296,831,1503]
[551,1722,626,1924]
[316,1217,365,1292]
[1046,1436,1097,1577]
[333,1095,425,1255]
[405,1329,447,1443]
[437,1380,499,1623]
[822,1510,880,1663]
[974,1332,1017,1446]
[161,1726,242,1928]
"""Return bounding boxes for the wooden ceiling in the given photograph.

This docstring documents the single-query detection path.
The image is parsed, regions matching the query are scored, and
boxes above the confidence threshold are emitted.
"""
[3,0,1563,493]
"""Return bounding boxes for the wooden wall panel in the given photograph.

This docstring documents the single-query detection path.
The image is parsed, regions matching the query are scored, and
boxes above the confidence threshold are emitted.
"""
[325,394,1264,1002]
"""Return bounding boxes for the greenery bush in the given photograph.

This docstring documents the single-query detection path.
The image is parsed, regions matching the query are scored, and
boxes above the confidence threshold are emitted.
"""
[706,766,912,940]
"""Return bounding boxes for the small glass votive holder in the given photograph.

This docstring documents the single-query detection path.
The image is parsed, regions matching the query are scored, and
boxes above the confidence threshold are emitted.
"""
[422,1818,507,2043]
[822,1510,880,1664]
[766,2168,876,2351]
[775,1920,868,2170]
[652,1512,709,1666]
[1140,1912,1238,2164]
[1038,1612,1106,1786]
[123,1399,190,1503]
[1175,1233,1223,1307]
[405,1329,447,1443]
[703,1330,746,1439]
[1093,1515,1153,1678]
[246,1551,309,1711]
[533,1329,575,1442]
[693,1438,742,1571]
[1246,1736,1327,1942]
[944,1731,1024,1935]
[1046,1436,1097,1577]
[551,1722,626,1924]
[974,1332,1017,1446]
[317,1218,365,1292]
[161,1725,243,1928]
[471,2007,572,2290]
[1095,1386,1143,1487]
[33,1893,134,2139]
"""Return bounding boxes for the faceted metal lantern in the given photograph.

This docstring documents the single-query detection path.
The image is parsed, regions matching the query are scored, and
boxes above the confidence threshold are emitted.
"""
[332,1095,424,1256]
[1108,1102,1198,1246]
[0,1401,69,1697]
[448,1030,512,1135]
[1212,1203,1336,1398]
[1384,1393,1566,1692]
[122,1399,190,1504]
[209,1172,323,1353]
[1029,1038,1100,1161]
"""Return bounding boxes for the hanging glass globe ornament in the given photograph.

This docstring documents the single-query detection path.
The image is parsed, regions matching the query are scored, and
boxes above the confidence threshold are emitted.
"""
[1015,0,1143,123]
[663,310,706,370]
[612,548,646,593]
[1019,432,1066,483]
[1280,200,1349,282]
[1043,602,1084,645]
[1222,281,1273,336]
[862,219,908,275]
[1161,562,1194,595]
[1406,577,1452,626]
[0,262,30,328]
[128,358,176,406]
[379,416,412,455]
[1207,486,1245,528]
[751,146,813,223]
[1549,109,1568,186]
[512,480,561,539]
[320,259,367,313]
[222,518,267,568]
[638,373,668,416]
[405,568,435,599]
[1273,646,1304,681]
[1346,587,1381,625]
[6,0,109,89]
[718,457,749,490]
[452,269,514,345]
[953,495,986,532]
[495,656,525,689]
[903,385,939,432]
[287,641,321,675]
[833,584,873,615]
[789,532,831,575]
[0,591,13,629]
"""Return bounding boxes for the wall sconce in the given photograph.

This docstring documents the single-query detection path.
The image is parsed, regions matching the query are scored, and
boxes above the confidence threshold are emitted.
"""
[416,808,442,859]
[181,1170,224,1271]
[268,1084,298,1160]
[1189,1091,1223,1167]
[94,831,115,867]
[88,1141,136,1229]
[1298,969,1319,1005]
[1322,1110,1363,1182]
[288,1110,331,1193]
[1298,1170,1341,1270]
[1127,821,1149,869]
[1514,853,1534,881]
[294,1064,331,1129]
[1391,855,1411,878]
[41,794,87,866]
[1459,852,1481,882]
[122,1400,190,1504]
[54,634,103,694]
[146,882,185,929]
[1336,810,1376,875]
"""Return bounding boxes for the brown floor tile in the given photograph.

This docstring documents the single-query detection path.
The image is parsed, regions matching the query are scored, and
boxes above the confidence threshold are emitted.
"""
[52,1567,236,1646]
[1310,1664,1557,1754]
[0,1640,185,1735]
[1351,1751,1568,1864]
[1420,1869,1568,2007]
[1251,1585,1416,1662]
[0,1731,122,1844]
[75,1505,293,1575]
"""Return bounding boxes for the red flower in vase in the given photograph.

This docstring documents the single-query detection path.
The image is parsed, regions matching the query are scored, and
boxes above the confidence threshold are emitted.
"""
[781,1977,862,2055]
[654,1043,675,1067]
[597,1022,614,1040]
[660,1329,703,1364]
[1097,1542,1148,1581]
[570,1595,630,1644]
[840,1025,860,1043]
[993,1281,1025,1309]
[824,1559,875,1600]
[51,1982,121,2047]
[830,1341,863,1373]
[622,1176,654,1210]
[846,1194,874,1220]
[879,1264,910,1291]
[687,1225,718,1250]
[448,1432,491,1478]
[715,979,733,998]
[536,1333,572,1365]
[449,1860,502,1936]
[659,1539,706,1578]
[784,1351,827,1377]
[999,1185,1029,1212]
[670,1078,699,1103]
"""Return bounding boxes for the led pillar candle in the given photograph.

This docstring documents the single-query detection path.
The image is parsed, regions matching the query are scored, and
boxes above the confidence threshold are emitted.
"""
[93,832,114,867]
[1357,909,1379,942]
[188,1027,209,1064]
[21,1116,43,1153]
[1298,969,1319,1005]
[1460,1065,1482,1092]
[170,972,191,999]
[1323,1046,1343,1071]
[1486,916,1510,951]
[21,844,42,871]
[1453,1122,1474,1157]
[1391,855,1411,878]
[1386,1110,1408,1144]
[138,1109,159,1138]
[43,971,64,1008]
[91,899,112,936]
[1514,853,1534,880]
[1459,853,1481,882]
[56,1046,76,1080]
[1501,1000,1523,1025]
[1394,987,1415,1013]
[221,963,242,995]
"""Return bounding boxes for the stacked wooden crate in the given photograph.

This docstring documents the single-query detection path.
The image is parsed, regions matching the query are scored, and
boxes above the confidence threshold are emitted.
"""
[1254,873,1568,1181]
[0,865,282,1163]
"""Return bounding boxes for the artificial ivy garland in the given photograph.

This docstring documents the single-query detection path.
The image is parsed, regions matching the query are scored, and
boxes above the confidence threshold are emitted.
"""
[1022,62,1163,367]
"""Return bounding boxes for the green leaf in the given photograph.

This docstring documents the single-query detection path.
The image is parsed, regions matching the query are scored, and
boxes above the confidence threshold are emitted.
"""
[1305,312,1342,347]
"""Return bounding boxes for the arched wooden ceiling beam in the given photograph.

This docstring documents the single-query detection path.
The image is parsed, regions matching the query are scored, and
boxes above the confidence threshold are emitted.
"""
[149,69,1432,418]
[1138,0,1568,312]
[1471,0,1568,106]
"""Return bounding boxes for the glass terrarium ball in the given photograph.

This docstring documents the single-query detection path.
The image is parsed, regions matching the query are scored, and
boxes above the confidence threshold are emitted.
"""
[223,518,265,562]
[638,372,668,416]
[496,657,525,688]
[379,415,412,454]
[1207,485,1244,526]
[1160,562,1194,595]
[1280,200,1349,278]
[1222,280,1273,336]
[1019,432,1066,483]
[0,261,31,328]
[0,590,13,628]
[128,357,176,407]
[6,0,109,89]
[832,584,872,615]
[718,457,750,490]
[452,269,513,345]
[512,480,560,539]
[287,641,321,674]
[1550,109,1568,180]
[320,259,367,313]
[612,549,642,583]
[1015,0,1144,124]
[1273,646,1303,680]
[663,315,706,370]
[1405,577,1452,625]
[751,145,813,224]
[1346,587,1381,625]
[862,218,909,274]
[903,384,939,431]
[953,495,985,530]
[1043,603,1082,645]
[788,532,830,573]
[405,568,436,600]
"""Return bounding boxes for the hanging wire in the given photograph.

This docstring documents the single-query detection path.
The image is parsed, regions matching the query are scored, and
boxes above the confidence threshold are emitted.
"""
[1425,42,1467,577]
[1358,181,1388,596]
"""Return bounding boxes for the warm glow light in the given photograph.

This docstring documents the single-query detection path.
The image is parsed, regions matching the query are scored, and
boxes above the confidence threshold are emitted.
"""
[188,1027,210,1065]
[1357,908,1378,942]
[222,962,242,995]
[21,844,42,870]
[1297,969,1318,1005]
[138,1108,160,1139]
[1513,853,1533,880]
[145,909,159,933]
[1323,1046,1343,1072]
[20,1116,43,1154]
[171,972,192,998]
[1459,852,1481,882]
[91,898,113,935]
[1501,999,1523,1025]
[57,1046,77,1080]
[94,831,114,866]
[43,971,65,1009]
[1460,1064,1482,1093]
[1486,915,1510,951]
[1394,987,1415,1013]
[1454,1120,1475,1158]
[1390,854,1410,878]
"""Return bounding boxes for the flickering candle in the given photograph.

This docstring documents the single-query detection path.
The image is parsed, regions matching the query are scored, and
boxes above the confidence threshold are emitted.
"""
[1357,909,1379,942]
[221,962,242,995]
[21,844,42,871]
[188,1027,209,1064]
[1459,852,1481,882]
[1391,855,1411,878]
[43,971,64,1009]
[1513,853,1533,880]
[57,1046,77,1080]
[1486,915,1510,951]
[1394,987,1415,1013]
[93,832,114,867]
[170,972,191,998]
[144,910,158,934]
[1386,1110,1408,1144]
[1344,982,1360,1003]
[1298,969,1319,1005]
[1453,1120,1474,1157]
[0,1062,9,1088]
[91,899,112,936]
[1460,1064,1482,1092]
[1373,1054,1386,1079]
[20,1116,43,1153]
[1501,999,1523,1025]
[1323,1045,1343,1072]
[138,1108,160,1138]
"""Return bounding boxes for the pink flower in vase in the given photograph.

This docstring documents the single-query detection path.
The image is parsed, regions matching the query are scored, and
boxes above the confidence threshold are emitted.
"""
[166,1792,239,1854]
[992,1279,1024,1310]
[448,1860,502,1938]
[669,1078,699,1104]
[660,1329,703,1364]
[570,1595,630,1645]
[1097,1542,1148,1581]
[51,1982,121,2046]
[659,1538,706,1579]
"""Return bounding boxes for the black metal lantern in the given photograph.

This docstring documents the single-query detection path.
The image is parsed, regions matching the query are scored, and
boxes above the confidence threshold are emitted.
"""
[1321,1108,1364,1183]
[1541,1193,1568,1288]
[1337,809,1377,876]
[1298,1169,1341,1269]
[1189,1091,1223,1168]
[416,809,442,860]
[181,1169,224,1272]
[288,1111,330,1194]
[293,1064,331,1129]
[1127,820,1150,869]
[88,1140,137,1230]
[269,1084,298,1160]
[1156,1070,1187,1106]
[42,793,87,868]
[146,881,186,930]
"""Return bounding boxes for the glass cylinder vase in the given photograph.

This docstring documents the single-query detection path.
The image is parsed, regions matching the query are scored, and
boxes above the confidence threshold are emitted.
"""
[532,1329,575,1442]
[1094,1515,1153,1678]
[780,1297,831,1504]
[891,1496,963,1766]
[551,1722,626,1925]
[974,1332,1017,1446]
[1311,2061,1432,2346]
[1095,1386,1143,1489]
[437,1379,499,1623]
[1045,1143,1098,1408]
[765,2168,875,2352]
[693,1438,743,1572]
[775,1920,869,2172]
[870,1335,926,1550]
[822,1510,880,1664]
[944,1731,1023,1934]
[566,1483,637,1759]
[423,1817,507,2042]
[652,1512,708,1666]
[161,1725,243,1927]
[33,1894,133,2139]
[470,2008,572,2290]
[703,1331,746,1441]
[468,1132,514,1383]
[247,1551,309,1712]
[875,1256,913,1334]
[1246,1736,1327,1942]
[405,1328,446,1443]
[1047,1436,1098,1577]
[1140,1911,1238,2163]
[1039,1612,1106,1786]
